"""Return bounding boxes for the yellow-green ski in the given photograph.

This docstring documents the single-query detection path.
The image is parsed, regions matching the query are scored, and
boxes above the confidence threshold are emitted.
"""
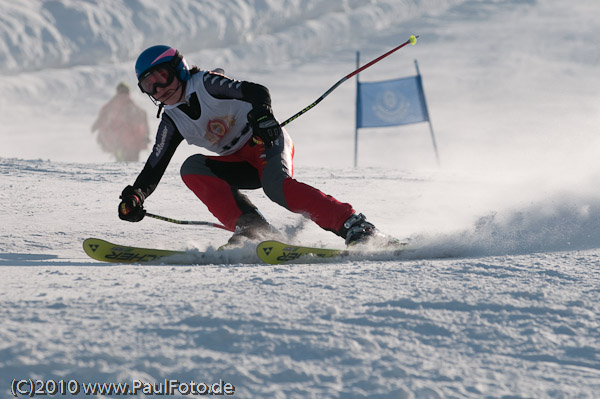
[83,238,185,263]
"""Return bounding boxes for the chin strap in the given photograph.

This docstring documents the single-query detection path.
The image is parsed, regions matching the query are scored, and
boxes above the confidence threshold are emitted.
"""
[153,79,186,118]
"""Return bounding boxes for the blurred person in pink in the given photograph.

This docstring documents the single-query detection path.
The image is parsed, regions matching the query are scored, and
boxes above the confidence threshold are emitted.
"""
[91,82,150,162]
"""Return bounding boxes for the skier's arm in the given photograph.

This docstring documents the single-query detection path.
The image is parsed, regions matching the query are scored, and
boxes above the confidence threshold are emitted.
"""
[132,115,183,198]
[202,71,272,107]
[118,115,183,222]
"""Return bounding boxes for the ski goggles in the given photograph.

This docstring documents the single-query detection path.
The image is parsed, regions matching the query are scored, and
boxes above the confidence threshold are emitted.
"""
[137,66,175,96]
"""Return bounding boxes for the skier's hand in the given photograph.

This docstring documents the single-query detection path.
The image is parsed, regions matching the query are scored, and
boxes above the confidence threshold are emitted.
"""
[118,185,146,222]
[248,105,282,148]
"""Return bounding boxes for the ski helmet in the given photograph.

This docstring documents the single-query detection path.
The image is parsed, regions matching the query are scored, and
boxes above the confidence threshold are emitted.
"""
[135,45,190,93]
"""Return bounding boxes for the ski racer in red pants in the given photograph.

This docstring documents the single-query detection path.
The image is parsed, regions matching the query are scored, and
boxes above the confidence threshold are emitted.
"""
[118,45,386,246]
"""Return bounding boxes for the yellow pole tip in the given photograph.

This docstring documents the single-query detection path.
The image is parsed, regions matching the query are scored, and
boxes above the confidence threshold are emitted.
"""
[409,35,417,45]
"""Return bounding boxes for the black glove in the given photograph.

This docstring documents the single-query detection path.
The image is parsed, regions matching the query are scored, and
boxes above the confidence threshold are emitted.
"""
[248,105,282,148]
[118,185,146,222]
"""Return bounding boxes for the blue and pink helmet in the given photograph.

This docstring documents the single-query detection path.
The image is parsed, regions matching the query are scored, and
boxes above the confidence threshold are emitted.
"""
[135,45,190,88]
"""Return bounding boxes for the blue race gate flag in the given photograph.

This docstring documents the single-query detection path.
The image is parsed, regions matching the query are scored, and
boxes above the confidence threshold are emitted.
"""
[356,75,429,128]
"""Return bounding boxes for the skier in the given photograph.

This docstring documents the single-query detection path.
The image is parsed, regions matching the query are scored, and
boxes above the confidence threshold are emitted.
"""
[91,82,150,162]
[118,45,391,247]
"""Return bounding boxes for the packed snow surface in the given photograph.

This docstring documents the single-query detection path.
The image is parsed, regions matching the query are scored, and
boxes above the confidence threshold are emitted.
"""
[1,1,600,398]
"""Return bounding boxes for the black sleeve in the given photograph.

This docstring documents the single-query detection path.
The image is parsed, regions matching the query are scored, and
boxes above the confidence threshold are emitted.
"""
[202,71,271,107]
[132,115,183,199]
[241,81,271,107]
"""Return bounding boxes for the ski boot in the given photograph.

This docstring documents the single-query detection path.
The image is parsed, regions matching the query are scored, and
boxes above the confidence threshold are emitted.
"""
[221,211,283,249]
[340,213,403,248]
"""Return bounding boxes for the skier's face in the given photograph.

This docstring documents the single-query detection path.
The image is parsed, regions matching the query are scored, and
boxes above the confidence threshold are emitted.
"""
[138,66,183,105]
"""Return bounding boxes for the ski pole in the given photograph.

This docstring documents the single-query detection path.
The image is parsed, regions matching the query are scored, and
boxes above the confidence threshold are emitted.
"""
[145,212,234,231]
[280,35,418,127]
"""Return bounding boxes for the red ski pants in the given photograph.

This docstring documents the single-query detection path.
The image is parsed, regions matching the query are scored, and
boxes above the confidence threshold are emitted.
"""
[180,131,354,233]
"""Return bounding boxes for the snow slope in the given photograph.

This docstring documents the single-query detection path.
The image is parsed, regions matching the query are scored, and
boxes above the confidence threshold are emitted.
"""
[1,1,600,398]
